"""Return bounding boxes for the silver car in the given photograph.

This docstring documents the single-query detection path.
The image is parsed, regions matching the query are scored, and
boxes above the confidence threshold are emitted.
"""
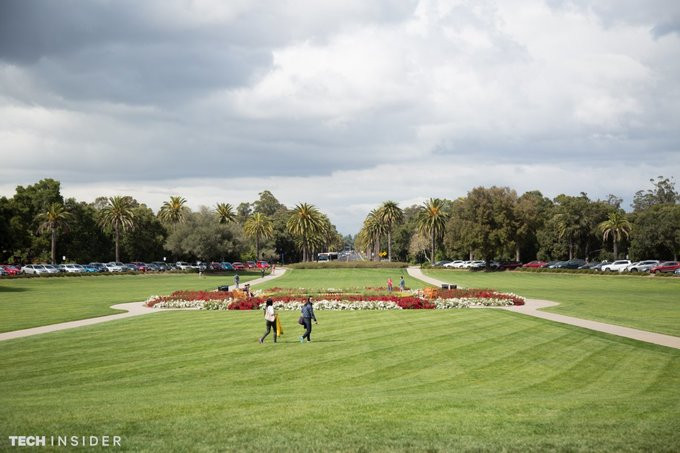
[626,260,659,272]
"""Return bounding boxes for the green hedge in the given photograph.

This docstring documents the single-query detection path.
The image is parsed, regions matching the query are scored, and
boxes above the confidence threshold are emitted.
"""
[287,261,410,269]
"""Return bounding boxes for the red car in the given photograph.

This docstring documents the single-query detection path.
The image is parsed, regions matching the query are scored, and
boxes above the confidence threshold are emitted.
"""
[245,261,257,269]
[650,261,680,274]
[130,262,148,272]
[232,262,246,271]
[522,260,547,268]
[256,260,270,269]
[1,265,21,276]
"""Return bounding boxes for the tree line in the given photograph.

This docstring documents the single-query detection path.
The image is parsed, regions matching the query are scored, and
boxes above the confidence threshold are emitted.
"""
[356,177,680,264]
[0,180,344,264]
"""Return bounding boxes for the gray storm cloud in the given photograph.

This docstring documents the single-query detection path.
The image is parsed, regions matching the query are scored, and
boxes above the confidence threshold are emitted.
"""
[1,0,679,232]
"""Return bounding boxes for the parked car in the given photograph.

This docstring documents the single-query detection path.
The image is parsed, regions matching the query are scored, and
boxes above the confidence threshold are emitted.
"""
[151,261,170,271]
[129,262,147,272]
[144,263,160,272]
[601,260,632,272]
[522,260,547,268]
[245,261,257,269]
[443,260,465,268]
[232,262,246,271]
[675,268,680,275]
[0,267,7,276]
[89,262,107,272]
[220,262,234,270]
[208,262,224,271]
[468,260,486,270]
[22,264,45,275]
[104,262,124,272]
[626,260,659,273]
[433,260,451,267]
[175,261,192,270]
[59,264,85,273]
[81,264,99,273]
[497,261,523,270]
[553,259,586,269]
[256,260,270,269]
[650,261,680,274]
[42,264,62,274]
[1,264,21,276]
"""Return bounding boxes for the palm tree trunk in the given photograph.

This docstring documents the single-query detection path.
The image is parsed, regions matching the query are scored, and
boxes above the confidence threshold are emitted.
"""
[51,227,56,264]
[431,230,435,263]
[115,225,120,262]
[515,244,520,262]
[387,230,392,262]
[256,233,260,260]
[613,239,618,260]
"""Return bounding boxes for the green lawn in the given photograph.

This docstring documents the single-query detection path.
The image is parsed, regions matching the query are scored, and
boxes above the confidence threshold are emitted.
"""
[424,269,680,336]
[1,309,678,451]
[0,273,259,333]
[259,267,428,290]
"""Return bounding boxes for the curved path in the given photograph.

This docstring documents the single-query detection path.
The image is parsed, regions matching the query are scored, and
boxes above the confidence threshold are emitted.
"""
[407,266,680,350]
[0,268,288,342]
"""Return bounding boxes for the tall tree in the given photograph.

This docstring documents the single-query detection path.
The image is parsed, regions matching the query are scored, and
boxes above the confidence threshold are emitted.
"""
[215,203,236,224]
[253,190,285,216]
[243,213,274,260]
[286,203,323,262]
[378,201,403,262]
[35,203,72,264]
[158,196,188,224]
[598,210,632,259]
[417,198,449,263]
[632,176,679,211]
[97,196,135,262]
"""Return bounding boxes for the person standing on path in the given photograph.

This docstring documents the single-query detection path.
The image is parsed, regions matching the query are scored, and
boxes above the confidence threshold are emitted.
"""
[387,277,393,292]
[399,275,406,291]
[234,273,240,289]
[299,297,318,343]
[259,299,277,344]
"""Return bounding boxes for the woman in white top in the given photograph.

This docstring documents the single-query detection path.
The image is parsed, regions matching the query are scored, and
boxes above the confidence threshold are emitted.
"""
[259,299,277,343]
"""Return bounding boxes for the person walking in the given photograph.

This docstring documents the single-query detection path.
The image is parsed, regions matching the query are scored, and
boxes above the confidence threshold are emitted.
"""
[399,275,406,291]
[299,297,318,343]
[387,277,393,292]
[234,273,240,289]
[259,299,277,344]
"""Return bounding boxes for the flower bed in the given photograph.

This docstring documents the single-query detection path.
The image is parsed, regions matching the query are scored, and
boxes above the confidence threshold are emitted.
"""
[145,287,524,310]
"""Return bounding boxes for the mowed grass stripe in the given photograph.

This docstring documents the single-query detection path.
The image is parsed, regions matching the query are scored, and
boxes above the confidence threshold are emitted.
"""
[2,310,679,451]
[0,273,260,332]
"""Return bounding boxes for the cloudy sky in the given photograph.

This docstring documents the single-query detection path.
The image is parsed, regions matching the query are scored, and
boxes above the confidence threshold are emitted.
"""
[1,0,679,233]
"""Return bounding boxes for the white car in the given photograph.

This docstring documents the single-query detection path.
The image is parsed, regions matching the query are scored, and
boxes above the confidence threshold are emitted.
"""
[443,260,465,268]
[22,264,48,275]
[59,264,85,273]
[42,264,62,274]
[105,262,124,272]
[601,260,632,272]
[626,260,659,273]
[176,261,192,270]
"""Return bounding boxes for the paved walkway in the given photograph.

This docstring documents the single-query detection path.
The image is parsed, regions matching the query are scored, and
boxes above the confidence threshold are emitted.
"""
[0,268,288,342]
[407,266,680,350]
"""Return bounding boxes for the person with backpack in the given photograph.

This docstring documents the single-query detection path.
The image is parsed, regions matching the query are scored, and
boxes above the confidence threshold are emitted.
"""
[259,299,277,344]
[299,297,318,343]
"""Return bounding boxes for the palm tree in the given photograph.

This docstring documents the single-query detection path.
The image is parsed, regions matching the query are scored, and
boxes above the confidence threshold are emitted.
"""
[599,211,632,259]
[286,203,323,262]
[158,196,188,224]
[36,203,72,264]
[215,203,236,224]
[417,198,448,263]
[378,201,403,262]
[98,196,135,262]
[362,210,386,261]
[243,213,274,260]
